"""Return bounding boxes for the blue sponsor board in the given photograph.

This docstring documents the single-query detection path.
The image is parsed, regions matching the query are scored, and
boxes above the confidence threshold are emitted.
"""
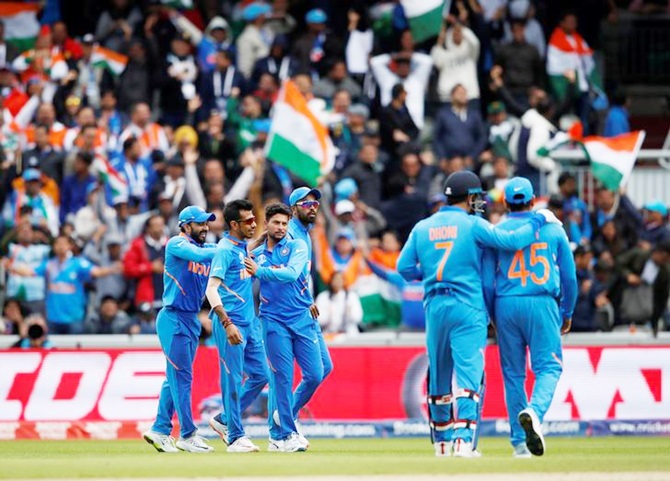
[198,419,670,439]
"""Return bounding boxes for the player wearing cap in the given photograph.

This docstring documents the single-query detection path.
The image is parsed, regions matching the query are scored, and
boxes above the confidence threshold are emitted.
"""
[268,186,333,447]
[244,203,322,453]
[482,177,577,458]
[397,171,560,458]
[205,199,269,453]
[143,205,218,454]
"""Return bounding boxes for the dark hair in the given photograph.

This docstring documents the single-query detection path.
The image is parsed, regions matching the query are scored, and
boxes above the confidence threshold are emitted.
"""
[100,295,118,305]
[447,194,468,206]
[507,201,533,212]
[224,199,254,228]
[143,213,163,233]
[265,202,291,221]
[391,83,405,100]
[76,151,94,165]
[536,96,554,116]
[611,89,628,107]
[3,298,27,318]
[558,172,575,186]
[123,136,138,153]
[510,18,527,28]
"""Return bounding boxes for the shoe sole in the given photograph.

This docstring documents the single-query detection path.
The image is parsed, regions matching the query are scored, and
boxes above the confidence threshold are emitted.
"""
[519,412,545,456]
[143,434,176,453]
[208,418,230,446]
[227,446,260,453]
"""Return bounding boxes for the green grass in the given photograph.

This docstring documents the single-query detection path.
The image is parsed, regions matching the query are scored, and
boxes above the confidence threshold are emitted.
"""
[0,437,669,478]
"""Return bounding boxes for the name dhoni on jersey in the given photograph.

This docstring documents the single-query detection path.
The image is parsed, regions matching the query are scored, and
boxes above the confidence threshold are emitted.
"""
[429,225,458,241]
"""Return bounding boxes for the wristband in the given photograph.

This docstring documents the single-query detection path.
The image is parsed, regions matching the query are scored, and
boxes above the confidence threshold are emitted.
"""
[223,318,233,328]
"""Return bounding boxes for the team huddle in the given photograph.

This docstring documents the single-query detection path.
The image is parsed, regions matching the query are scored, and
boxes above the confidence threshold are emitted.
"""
[141,173,577,459]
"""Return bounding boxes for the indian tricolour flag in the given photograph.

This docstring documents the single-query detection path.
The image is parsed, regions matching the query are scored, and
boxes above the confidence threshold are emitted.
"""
[547,27,602,100]
[265,80,334,187]
[92,46,128,76]
[580,131,646,191]
[0,3,41,52]
[92,155,128,201]
[401,0,447,44]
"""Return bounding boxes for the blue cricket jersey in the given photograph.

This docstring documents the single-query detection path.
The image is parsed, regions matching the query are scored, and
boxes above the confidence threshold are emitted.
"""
[485,212,578,320]
[162,234,217,318]
[35,255,93,323]
[209,233,254,326]
[251,235,312,323]
[288,217,312,257]
[397,206,543,311]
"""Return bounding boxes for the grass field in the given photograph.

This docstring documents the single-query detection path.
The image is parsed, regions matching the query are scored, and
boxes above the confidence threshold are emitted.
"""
[1,437,670,479]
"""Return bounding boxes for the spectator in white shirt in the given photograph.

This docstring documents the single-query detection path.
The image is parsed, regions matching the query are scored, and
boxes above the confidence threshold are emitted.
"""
[315,272,363,336]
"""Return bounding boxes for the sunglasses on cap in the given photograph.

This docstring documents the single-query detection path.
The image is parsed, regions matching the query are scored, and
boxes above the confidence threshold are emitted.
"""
[234,216,256,225]
[296,200,320,209]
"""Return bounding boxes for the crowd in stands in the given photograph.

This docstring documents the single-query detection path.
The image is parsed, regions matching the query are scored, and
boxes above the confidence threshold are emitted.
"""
[0,0,669,347]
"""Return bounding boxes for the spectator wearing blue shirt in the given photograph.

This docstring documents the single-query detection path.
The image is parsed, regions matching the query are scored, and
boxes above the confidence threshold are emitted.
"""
[603,90,630,138]
[557,172,591,244]
[113,137,155,213]
[433,85,487,166]
[60,152,96,224]
[8,235,122,334]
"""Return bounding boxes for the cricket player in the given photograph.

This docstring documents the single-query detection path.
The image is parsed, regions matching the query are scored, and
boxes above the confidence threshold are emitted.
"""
[482,177,577,457]
[245,203,323,453]
[396,171,560,458]
[205,199,269,453]
[267,187,333,447]
[143,205,218,453]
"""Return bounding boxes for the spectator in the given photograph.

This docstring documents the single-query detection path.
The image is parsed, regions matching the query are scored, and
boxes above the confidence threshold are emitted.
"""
[504,0,546,58]
[84,230,129,308]
[292,9,343,77]
[592,219,632,264]
[323,197,386,245]
[638,201,670,247]
[2,169,59,237]
[251,34,298,88]
[431,18,480,105]
[494,19,544,106]
[114,137,155,212]
[170,13,235,74]
[197,111,238,182]
[94,0,143,53]
[98,90,126,152]
[486,101,517,160]
[590,188,639,247]
[62,152,96,220]
[313,59,362,103]
[558,172,591,245]
[117,39,155,113]
[378,84,420,158]
[265,0,297,36]
[4,223,49,316]
[16,314,53,349]
[316,227,368,289]
[7,235,121,334]
[85,295,130,334]
[25,103,67,151]
[236,3,273,79]
[1,298,27,335]
[429,155,465,201]
[199,48,245,117]
[603,90,630,137]
[51,21,83,62]
[314,271,363,336]
[432,84,487,166]
[572,245,611,332]
[158,33,198,128]
[370,51,433,129]
[482,156,511,193]
[226,94,266,154]
[119,102,169,157]
[122,214,167,311]
[331,103,368,176]
[615,240,670,336]
[129,302,157,334]
[16,124,65,185]
[342,144,383,210]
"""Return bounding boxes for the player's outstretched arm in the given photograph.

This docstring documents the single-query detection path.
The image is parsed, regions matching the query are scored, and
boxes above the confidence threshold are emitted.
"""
[249,239,309,283]
[170,236,218,263]
[473,215,544,251]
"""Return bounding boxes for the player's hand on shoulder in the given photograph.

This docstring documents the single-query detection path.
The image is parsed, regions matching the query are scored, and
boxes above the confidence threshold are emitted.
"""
[244,256,258,275]
[535,208,563,226]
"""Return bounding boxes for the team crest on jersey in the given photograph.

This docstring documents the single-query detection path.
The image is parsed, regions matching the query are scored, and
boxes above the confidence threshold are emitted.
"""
[257,254,267,265]
[281,247,289,256]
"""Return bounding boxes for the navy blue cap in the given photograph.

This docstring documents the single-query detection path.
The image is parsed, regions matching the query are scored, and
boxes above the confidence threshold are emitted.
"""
[289,187,321,206]
[504,177,534,204]
[444,171,482,197]
[178,205,216,227]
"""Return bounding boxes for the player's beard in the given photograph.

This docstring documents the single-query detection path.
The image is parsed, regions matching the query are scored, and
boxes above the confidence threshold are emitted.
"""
[297,209,316,224]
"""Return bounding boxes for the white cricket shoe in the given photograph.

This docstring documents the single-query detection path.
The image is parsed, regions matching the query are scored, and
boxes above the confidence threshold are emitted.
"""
[227,436,260,453]
[209,413,229,445]
[452,438,475,458]
[518,408,545,456]
[513,443,532,458]
[282,433,307,453]
[268,438,284,452]
[142,430,178,453]
[176,434,214,453]
[434,441,452,457]
[294,420,309,449]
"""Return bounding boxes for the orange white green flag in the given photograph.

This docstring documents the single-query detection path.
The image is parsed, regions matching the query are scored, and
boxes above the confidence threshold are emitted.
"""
[265,80,335,187]
[0,3,40,52]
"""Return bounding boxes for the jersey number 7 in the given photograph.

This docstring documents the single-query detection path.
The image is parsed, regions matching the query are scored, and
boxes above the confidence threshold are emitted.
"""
[435,241,454,282]
[507,242,550,286]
